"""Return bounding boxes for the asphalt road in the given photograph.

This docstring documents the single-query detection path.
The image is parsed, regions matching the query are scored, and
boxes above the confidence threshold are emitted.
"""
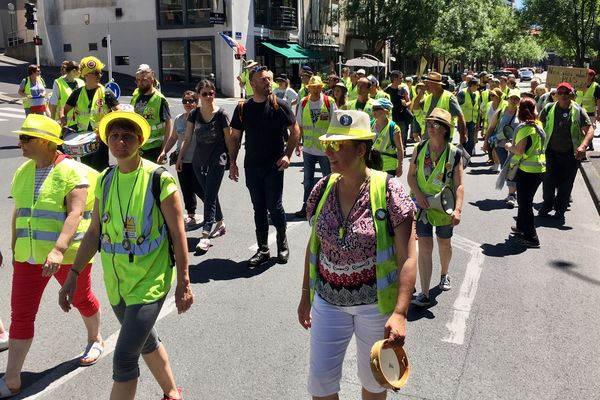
[0,69,599,399]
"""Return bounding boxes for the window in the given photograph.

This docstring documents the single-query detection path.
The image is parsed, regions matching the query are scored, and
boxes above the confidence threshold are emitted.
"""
[115,56,130,66]
[89,43,97,51]
[254,0,297,29]
[161,40,186,83]
[160,38,214,84]
[157,0,212,27]
[63,44,72,52]
[254,0,268,25]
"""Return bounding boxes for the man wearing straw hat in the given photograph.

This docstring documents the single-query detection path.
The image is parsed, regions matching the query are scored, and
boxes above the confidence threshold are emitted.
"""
[294,75,337,218]
[237,59,258,99]
[1,115,103,398]
[413,72,466,145]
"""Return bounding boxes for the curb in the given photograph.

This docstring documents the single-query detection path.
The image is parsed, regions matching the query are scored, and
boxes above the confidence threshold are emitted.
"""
[580,155,600,216]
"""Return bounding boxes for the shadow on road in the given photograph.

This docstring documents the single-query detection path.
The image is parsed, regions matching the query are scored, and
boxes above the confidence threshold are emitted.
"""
[481,237,528,257]
[407,287,445,321]
[189,257,276,283]
[548,259,600,286]
[467,168,499,176]
[0,359,80,399]
[469,198,509,211]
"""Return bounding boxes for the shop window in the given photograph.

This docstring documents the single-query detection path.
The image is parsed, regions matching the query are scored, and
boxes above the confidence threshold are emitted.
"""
[160,38,214,84]
[190,40,213,81]
[161,40,186,83]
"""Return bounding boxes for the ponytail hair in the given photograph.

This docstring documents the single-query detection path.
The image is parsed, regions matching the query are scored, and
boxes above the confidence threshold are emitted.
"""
[354,139,382,170]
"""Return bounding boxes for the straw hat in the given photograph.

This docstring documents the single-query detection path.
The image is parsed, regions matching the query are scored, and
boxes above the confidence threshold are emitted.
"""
[80,56,105,77]
[307,76,326,88]
[244,59,258,69]
[426,107,452,131]
[334,81,348,92]
[319,110,375,141]
[424,72,443,85]
[98,111,151,145]
[13,114,64,145]
[370,340,410,391]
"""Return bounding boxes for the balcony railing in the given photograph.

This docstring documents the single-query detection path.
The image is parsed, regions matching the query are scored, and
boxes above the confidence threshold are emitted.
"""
[272,6,297,30]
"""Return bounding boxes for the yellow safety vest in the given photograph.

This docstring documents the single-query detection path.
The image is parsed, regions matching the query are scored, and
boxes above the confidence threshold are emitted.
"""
[54,76,84,121]
[131,90,167,150]
[22,77,46,109]
[347,98,375,119]
[509,123,546,173]
[371,119,399,171]
[242,70,253,97]
[423,90,454,137]
[72,85,108,132]
[300,94,333,152]
[415,140,458,226]
[543,101,585,152]
[12,155,97,264]
[460,89,480,123]
[308,171,399,315]
[576,82,598,113]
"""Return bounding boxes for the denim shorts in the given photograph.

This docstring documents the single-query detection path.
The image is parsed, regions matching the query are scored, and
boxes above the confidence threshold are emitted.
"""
[416,219,453,239]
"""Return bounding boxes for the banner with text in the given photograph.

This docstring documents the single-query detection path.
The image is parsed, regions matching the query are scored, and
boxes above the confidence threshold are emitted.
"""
[546,66,588,90]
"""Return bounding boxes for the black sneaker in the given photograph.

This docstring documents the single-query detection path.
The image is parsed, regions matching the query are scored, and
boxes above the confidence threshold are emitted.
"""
[538,206,552,217]
[248,248,270,269]
[510,225,522,235]
[553,211,565,225]
[514,234,540,248]
[294,206,307,219]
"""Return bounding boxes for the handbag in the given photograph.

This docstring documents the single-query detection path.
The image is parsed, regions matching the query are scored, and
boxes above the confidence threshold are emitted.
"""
[168,150,179,166]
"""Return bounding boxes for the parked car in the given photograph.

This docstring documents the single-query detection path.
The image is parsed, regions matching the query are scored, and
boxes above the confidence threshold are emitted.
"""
[519,68,534,81]
[502,67,520,78]
[492,70,512,78]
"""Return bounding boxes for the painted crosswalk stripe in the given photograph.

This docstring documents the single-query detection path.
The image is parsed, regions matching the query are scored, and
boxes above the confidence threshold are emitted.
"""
[2,107,25,113]
[0,111,26,119]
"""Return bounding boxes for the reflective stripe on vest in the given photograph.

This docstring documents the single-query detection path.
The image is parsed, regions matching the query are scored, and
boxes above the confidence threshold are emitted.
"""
[576,82,598,113]
[16,208,91,220]
[301,94,332,152]
[347,98,375,119]
[415,141,457,226]
[509,124,546,173]
[74,85,107,131]
[371,120,399,171]
[23,77,45,109]
[543,101,583,151]
[100,166,166,257]
[460,89,480,123]
[131,90,167,150]
[308,171,399,315]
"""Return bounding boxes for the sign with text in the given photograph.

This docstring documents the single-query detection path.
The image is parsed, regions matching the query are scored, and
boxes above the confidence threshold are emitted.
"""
[546,65,588,90]
[209,12,226,24]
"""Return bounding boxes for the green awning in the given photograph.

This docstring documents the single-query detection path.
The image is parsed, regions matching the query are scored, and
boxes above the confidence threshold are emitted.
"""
[261,41,321,64]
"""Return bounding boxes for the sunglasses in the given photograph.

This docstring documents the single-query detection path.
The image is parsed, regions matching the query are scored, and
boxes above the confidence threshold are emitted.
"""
[556,91,570,96]
[322,140,341,152]
[200,91,215,98]
[182,98,196,104]
[19,134,37,143]
[91,71,102,77]
[426,121,444,130]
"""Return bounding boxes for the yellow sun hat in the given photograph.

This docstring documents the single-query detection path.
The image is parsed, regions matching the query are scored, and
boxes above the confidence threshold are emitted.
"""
[80,56,105,77]
[13,114,64,145]
[98,110,151,145]
[319,110,376,141]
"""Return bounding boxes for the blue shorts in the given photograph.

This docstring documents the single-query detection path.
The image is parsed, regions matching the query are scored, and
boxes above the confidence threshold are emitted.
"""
[416,219,453,239]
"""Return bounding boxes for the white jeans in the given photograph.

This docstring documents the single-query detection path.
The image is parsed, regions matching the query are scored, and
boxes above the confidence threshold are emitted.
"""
[308,294,389,397]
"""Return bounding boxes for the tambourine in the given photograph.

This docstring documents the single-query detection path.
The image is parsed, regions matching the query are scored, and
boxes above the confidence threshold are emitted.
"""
[370,340,410,391]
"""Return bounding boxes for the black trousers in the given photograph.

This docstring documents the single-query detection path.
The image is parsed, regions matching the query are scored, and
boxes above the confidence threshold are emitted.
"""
[176,162,204,215]
[516,169,544,240]
[542,150,579,213]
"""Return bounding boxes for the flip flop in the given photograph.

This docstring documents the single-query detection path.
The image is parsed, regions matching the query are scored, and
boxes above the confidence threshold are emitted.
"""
[79,340,104,367]
[0,378,20,399]
[209,225,226,239]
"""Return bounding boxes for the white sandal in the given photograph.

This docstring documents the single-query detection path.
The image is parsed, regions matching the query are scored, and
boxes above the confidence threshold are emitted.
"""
[79,340,104,366]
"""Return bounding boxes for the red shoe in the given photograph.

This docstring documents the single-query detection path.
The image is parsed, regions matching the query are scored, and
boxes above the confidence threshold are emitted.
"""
[161,388,182,400]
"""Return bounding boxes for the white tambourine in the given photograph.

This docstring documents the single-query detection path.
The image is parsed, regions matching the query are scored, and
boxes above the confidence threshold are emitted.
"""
[370,340,410,391]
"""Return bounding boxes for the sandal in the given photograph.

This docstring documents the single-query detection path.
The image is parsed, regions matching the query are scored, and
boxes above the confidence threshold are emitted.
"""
[161,387,183,400]
[184,215,197,227]
[196,238,211,252]
[79,340,104,366]
[0,378,20,399]
[209,223,226,239]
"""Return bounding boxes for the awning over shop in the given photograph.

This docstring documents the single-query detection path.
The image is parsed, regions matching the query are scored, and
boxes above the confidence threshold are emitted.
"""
[261,41,321,64]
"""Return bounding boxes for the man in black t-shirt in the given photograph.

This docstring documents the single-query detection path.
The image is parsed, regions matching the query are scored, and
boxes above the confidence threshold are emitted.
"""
[385,70,411,148]
[229,66,301,268]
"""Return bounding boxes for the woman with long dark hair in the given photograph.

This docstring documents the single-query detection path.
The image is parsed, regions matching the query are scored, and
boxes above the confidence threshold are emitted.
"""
[505,98,546,248]
[177,80,233,253]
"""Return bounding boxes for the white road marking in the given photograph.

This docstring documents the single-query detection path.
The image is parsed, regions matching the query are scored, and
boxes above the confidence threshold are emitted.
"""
[442,234,485,345]
[0,111,25,119]
[1,107,25,113]
[248,221,304,251]
[0,118,7,122]
[22,296,177,399]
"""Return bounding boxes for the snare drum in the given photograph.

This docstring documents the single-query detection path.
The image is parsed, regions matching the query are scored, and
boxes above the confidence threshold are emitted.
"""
[62,131,101,157]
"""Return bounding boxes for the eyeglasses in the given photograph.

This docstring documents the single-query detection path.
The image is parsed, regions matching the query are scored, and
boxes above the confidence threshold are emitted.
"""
[91,71,102,77]
[200,91,215,98]
[19,134,37,143]
[182,98,196,104]
[321,140,340,152]
[426,121,444,130]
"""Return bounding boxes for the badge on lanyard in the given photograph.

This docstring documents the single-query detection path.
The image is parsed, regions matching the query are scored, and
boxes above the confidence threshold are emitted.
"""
[101,212,110,223]
[122,238,131,251]
[375,208,387,221]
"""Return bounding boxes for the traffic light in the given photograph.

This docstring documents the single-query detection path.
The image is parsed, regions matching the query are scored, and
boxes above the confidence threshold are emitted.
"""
[33,36,42,46]
[25,3,36,30]
[101,37,107,48]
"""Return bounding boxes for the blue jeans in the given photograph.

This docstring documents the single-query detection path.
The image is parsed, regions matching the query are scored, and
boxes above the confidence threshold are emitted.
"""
[463,122,477,156]
[245,164,286,232]
[194,165,225,234]
[303,153,331,203]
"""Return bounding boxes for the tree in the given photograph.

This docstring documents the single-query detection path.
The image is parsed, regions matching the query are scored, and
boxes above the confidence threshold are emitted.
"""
[339,0,394,57]
[522,0,600,66]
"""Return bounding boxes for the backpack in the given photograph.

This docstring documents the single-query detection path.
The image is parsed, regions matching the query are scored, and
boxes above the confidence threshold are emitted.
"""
[300,94,331,111]
[237,93,280,123]
[99,165,175,265]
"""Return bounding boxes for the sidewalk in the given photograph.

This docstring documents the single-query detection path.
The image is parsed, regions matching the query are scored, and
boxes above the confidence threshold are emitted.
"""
[580,150,600,214]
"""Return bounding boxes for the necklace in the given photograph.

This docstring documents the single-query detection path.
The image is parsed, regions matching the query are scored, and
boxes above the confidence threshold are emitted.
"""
[336,176,370,243]
[115,161,142,256]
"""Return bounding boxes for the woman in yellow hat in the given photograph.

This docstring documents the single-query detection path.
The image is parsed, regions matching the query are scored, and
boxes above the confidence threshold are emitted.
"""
[59,111,193,400]
[297,110,416,399]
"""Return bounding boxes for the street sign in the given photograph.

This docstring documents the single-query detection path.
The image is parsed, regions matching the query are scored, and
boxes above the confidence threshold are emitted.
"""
[546,65,588,90]
[209,12,226,24]
[106,81,121,100]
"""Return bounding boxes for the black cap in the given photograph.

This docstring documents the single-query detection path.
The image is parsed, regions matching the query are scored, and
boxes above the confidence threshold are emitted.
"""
[275,73,288,82]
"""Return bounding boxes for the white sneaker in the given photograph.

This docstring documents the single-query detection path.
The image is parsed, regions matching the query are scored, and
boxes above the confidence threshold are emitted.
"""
[505,195,518,208]
[439,275,451,291]
[489,163,500,172]
[0,331,8,351]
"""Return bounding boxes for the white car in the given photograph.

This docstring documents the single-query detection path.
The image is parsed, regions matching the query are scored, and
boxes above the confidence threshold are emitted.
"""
[519,68,534,81]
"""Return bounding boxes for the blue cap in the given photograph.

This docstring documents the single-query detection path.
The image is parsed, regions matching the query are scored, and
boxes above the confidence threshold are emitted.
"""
[371,98,393,110]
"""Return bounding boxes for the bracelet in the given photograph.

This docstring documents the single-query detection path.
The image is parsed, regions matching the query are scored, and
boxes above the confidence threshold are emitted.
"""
[70,269,80,276]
